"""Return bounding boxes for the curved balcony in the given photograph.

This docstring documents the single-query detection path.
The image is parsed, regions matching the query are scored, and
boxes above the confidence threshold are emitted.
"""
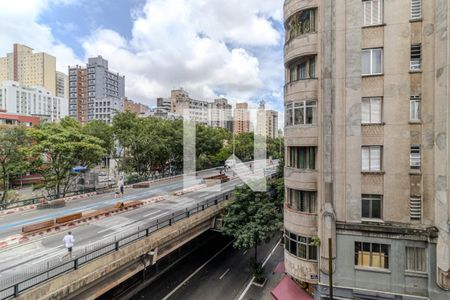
[284,0,319,21]
[285,78,318,101]
[284,250,318,284]
[284,204,318,236]
[284,33,318,65]
[284,167,317,190]
[284,126,318,147]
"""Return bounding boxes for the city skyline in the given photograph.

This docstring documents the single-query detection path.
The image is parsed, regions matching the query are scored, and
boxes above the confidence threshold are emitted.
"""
[0,0,285,126]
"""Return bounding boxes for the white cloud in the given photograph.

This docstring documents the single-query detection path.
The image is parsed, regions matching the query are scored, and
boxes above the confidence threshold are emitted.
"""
[0,0,82,71]
[0,0,285,121]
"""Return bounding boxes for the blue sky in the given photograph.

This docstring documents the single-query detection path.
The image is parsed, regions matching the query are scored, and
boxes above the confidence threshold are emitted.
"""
[0,0,285,123]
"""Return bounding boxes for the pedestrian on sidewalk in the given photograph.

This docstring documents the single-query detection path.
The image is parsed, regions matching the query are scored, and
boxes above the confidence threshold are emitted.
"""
[62,231,75,259]
[119,175,124,198]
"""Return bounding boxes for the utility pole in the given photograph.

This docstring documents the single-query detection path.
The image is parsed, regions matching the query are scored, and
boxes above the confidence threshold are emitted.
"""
[329,237,333,300]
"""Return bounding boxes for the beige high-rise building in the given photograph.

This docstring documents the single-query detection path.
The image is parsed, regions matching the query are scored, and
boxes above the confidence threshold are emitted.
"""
[233,102,250,134]
[0,44,56,95]
[256,101,278,138]
[56,71,68,99]
[283,0,450,299]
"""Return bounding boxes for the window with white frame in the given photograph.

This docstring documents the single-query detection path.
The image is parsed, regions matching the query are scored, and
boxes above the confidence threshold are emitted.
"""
[361,97,382,124]
[284,229,318,261]
[363,0,383,26]
[410,96,421,121]
[410,145,421,169]
[410,197,422,220]
[362,146,382,171]
[285,100,317,126]
[362,194,382,219]
[410,44,421,71]
[411,0,422,20]
[362,48,383,75]
[406,247,426,272]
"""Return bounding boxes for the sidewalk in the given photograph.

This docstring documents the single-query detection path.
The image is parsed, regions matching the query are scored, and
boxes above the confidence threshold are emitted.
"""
[243,240,285,300]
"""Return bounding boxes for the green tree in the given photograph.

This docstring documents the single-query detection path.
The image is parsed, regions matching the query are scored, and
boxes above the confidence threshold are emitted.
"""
[222,184,282,265]
[83,120,114,155]
[31,117,106,198]
[0,126,32,203]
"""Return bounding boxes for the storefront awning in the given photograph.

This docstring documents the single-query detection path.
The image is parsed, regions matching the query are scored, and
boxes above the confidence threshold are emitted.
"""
[271,275,313,300]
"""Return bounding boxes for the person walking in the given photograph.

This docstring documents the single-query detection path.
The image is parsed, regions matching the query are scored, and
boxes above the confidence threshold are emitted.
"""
[119,175,124,198]
[62,231,75,259]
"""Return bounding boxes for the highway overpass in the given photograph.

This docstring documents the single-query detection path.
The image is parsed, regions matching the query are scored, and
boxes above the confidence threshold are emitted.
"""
[0,161,278,299]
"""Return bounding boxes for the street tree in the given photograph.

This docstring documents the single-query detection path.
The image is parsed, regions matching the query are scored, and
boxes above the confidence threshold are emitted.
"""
[0,126,32,203]
[31,117,106,198]
[222,184,282,280]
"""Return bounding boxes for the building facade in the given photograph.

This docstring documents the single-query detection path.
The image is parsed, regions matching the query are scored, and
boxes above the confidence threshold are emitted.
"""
[156,97,171,112]
[0,81,67,122]
[170,88,209,124]
[256,101,279,138]
[68,56,125,124]
[208,98,233,131]
[0,44,57,95]
[233,102,251,134]
[124,98,150,116]
[56,71,68,99]
[283,0,450,299]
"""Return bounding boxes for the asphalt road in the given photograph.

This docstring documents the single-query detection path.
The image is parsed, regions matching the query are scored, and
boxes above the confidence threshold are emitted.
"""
[130,233,281,300]
[0,161,277,291]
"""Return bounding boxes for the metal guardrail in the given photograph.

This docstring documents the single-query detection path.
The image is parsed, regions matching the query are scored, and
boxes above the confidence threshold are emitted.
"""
[0,170,279,299]
[0,189,235,300]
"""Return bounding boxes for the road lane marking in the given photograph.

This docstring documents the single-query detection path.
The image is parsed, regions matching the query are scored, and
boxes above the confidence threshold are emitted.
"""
[143,210,162,218]
[242,250,247,255]
[237,239,281,300]
[219,268,230,280]
[161,240,234,300]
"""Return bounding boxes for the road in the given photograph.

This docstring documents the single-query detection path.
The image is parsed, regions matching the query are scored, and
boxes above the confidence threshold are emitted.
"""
[128,233,281,300]
[0,161,277,291]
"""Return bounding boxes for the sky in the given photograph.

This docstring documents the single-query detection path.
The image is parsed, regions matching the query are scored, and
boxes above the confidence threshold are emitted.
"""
[0,0,285,124]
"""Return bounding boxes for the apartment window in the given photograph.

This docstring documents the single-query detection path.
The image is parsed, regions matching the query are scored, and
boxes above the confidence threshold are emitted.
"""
[411,0,422,20]
[410,96,421,121]
[362,146,382,171]
[286,9,316,42]
[362,48,383,75]
[297,62,307,80]
[363,0,383,26]
[406,247,426,272]
[410,44,421,71]
[288,189,316,213]
[284,230,318,261]
[362,194,382,219]
[410,197,422,220]
[361,97,382,124]
[309,57,316,78]
[286,100,317,126]
[289,65,296,82]
[355,242,389,269]
[287,146,316,170]
[410,145,421,169]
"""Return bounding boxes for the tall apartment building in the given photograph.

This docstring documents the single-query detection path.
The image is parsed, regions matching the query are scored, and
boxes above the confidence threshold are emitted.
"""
[56,71,68,99]
[0,44,57,95]
[170,88,209,124]
[233,102,251,134]
[256,101,279,138]
[283,0,449,299]
[68,56,125,124]
[0,81,67,122]
[208,97,233,131]
[156,97,171,112]
[124,98,150,116]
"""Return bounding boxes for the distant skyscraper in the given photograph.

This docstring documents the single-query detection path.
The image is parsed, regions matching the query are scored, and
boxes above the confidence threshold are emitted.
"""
[208,98,233,131]
[56,71,68,99]
[68,56,125,124]
[0,44,57,95]
[256,100,278,138]
[233,102,250,134]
